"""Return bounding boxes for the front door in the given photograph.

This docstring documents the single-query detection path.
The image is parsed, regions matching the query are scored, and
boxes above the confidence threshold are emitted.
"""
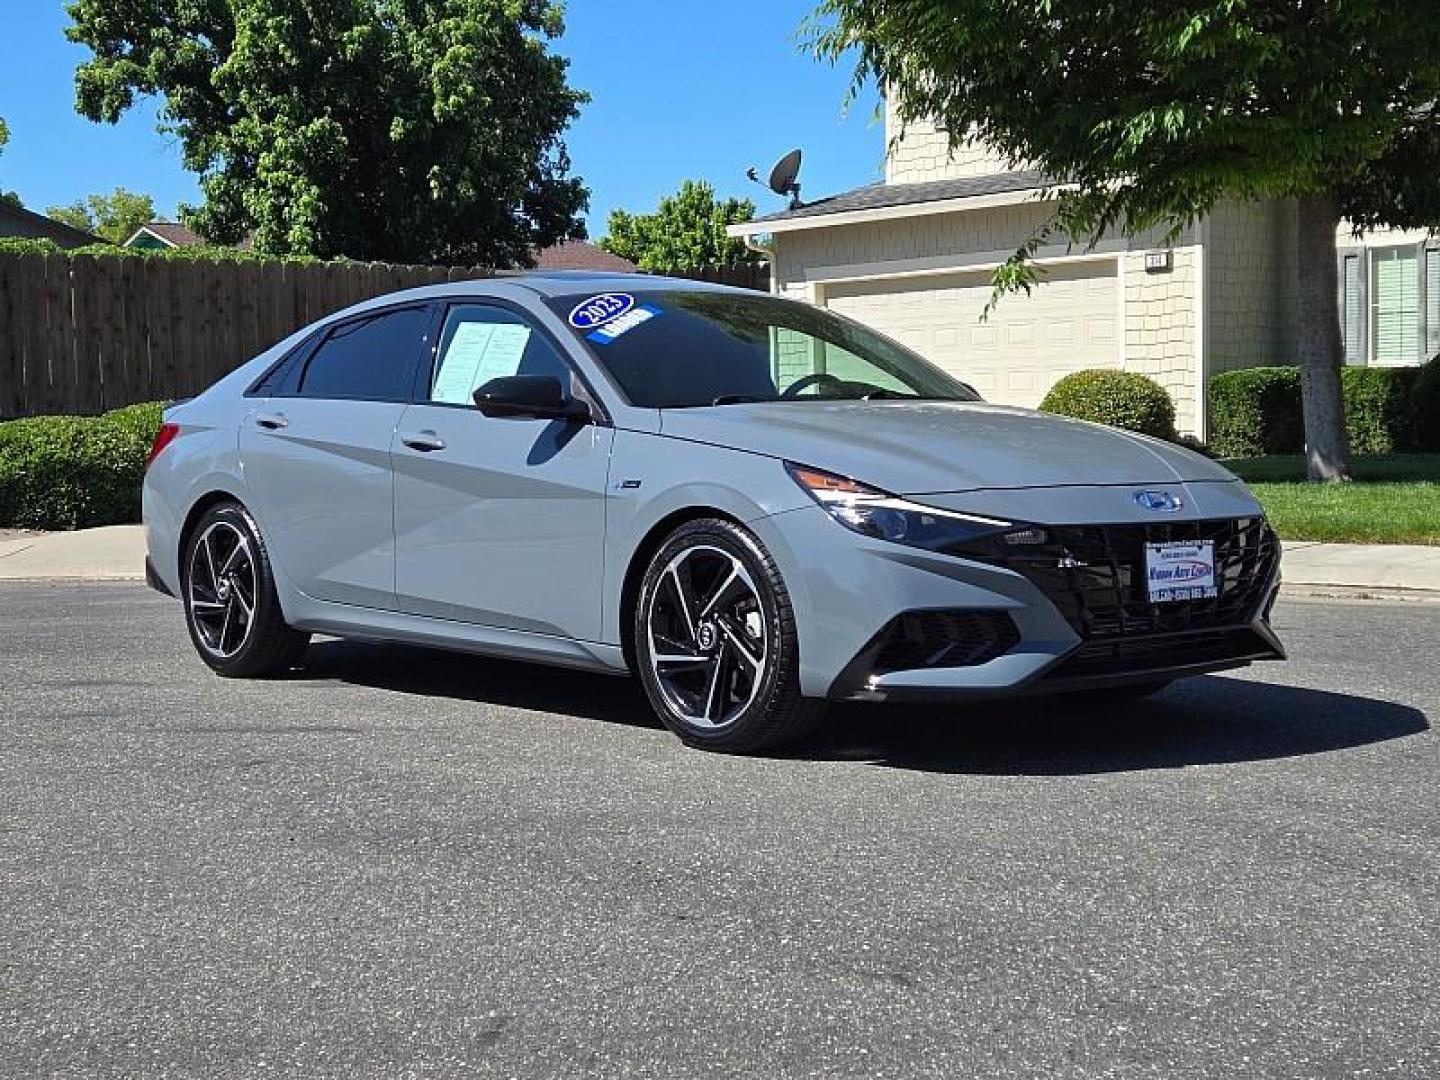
[392,301,613,641]
[239,303,434,609]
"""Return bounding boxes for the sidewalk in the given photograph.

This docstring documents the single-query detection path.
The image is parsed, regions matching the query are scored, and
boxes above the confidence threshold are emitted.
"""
[1,525,1439,599]
[0,525,147,581]
[1279,541,1440,601]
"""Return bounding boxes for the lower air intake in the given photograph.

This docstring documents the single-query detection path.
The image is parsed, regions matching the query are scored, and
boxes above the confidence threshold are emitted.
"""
[869,610,1020,674]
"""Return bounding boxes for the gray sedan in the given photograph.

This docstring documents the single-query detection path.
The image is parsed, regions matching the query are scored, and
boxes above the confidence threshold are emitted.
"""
[141,273,1284,752]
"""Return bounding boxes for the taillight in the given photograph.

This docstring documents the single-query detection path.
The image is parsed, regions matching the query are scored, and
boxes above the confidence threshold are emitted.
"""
[147,422,180,469]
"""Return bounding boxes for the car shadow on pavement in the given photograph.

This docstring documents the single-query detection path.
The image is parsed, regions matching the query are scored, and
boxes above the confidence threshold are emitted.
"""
[809,677,1430,775]
[295,639,664,730]
[296,641,1427,774]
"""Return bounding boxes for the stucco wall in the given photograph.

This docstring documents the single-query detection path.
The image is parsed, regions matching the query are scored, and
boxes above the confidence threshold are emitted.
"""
[1205,199,1298,374]
[771,206,1204,434]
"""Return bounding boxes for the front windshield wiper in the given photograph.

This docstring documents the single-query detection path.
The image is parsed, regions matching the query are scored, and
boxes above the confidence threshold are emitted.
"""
[711,394,771,406]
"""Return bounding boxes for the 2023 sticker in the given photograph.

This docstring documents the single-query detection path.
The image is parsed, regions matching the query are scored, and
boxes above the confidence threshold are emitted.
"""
[568,293,635,329]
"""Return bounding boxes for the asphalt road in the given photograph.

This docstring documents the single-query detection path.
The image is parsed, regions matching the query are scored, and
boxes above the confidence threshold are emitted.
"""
[1,583,1437,1078]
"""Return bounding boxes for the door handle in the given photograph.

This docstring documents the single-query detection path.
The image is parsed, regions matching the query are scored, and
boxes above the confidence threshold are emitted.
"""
[400,430,446,453]
[254,411,288,430]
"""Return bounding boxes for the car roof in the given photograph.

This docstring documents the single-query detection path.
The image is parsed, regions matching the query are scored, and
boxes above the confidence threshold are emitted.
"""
[317,271,758,328]
[499,270,746,299]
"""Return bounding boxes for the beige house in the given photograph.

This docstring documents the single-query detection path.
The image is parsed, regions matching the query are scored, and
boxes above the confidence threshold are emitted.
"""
[730,101,1438,438]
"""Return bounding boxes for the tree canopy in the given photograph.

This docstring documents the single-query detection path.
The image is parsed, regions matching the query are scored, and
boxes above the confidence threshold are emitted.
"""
[47,188,157,244]
[601,180,757,271]
[810,0,1440,479]
[0,117,18,210]
[65,0,590,266]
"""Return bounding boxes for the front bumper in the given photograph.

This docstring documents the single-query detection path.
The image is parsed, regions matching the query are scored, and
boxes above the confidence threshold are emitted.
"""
[752,496,1284,702]
[145,555,176,598]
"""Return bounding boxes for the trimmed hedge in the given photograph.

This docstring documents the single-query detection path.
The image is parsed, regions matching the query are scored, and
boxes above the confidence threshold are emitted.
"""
[0,402,165,529]
[1344,366,1416,455]
[1208,360,1439,458]
[1039,369,1178,440]
[1414,356,1440,452]
[1207,368,1306,458]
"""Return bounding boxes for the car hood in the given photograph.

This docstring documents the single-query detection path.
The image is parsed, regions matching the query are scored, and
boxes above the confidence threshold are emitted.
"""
[658,400,1236,494]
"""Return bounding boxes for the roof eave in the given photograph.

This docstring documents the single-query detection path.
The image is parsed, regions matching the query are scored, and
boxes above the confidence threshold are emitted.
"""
[728,185,1058,238]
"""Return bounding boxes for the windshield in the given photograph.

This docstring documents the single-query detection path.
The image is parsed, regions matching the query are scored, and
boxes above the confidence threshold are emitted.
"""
[544,289,980,409]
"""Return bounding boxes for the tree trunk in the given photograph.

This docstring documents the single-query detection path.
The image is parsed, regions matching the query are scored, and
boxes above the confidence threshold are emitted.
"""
[1294,194,1352,481]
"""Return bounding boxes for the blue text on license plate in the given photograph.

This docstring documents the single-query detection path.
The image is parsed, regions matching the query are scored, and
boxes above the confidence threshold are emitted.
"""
[1145,540,1217,602]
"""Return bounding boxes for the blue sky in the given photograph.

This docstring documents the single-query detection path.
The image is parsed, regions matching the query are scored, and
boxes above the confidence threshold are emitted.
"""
[0,2,883,236]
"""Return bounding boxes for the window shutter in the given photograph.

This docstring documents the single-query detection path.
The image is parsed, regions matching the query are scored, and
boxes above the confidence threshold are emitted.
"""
[1426,246,1440,359]
[1338,248,1366,364]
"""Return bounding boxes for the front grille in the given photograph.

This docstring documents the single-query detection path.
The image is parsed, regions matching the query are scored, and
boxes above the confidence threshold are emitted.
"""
[954,517,1279,639]
[869,610,1020,674]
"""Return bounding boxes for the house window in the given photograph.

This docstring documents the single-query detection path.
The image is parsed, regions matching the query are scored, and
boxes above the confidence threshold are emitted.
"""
[1371,246,1420,365]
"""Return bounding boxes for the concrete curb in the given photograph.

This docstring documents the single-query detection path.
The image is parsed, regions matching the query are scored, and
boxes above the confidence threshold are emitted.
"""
[1281,583,1440,604]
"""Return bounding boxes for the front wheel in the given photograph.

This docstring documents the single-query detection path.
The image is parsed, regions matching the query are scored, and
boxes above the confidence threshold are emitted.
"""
[182,501,310,678]
[634,518,825,753]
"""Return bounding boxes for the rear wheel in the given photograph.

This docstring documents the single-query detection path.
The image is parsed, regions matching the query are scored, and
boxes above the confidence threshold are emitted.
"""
[182,501,309,678]
[634,518,825,753]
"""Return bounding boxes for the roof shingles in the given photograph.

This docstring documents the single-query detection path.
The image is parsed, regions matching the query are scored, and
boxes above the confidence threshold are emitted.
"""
[751,169,1053,224]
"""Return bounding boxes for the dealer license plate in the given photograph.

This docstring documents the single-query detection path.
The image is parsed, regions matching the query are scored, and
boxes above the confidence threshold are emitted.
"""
[1144,540,1217,603]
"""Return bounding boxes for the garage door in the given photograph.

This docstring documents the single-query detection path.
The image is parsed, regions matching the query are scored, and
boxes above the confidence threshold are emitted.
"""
[824,261,1119,408]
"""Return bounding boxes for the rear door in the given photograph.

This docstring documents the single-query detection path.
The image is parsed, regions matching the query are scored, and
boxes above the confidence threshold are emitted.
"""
[392,300,613,640]
[240,303,435,609]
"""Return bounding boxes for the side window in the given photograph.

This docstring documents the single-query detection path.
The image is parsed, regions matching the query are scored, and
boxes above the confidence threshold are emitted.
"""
[428,304,572,405]
[298,306,430,401]
[246,332,318,397]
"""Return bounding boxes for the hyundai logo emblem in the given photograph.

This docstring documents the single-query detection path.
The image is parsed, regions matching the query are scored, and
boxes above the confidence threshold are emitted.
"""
[1134,489,1184,513]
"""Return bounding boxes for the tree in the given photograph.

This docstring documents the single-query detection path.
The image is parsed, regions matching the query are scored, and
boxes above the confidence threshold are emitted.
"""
[811,1,1440,481]
[65,0,589,267]
[601,180,758,270]
[0,116,19,209]
[46,188,157,244]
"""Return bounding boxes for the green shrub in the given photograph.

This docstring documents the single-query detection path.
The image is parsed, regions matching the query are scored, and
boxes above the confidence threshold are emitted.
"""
[1039,369,1178,440]
[1209,364,1427,458]
[0,235,324,265]
[1342,365,1421,454]
[1413,355,1440,452]
[1207,367,1303,458]
[0,402,165,529]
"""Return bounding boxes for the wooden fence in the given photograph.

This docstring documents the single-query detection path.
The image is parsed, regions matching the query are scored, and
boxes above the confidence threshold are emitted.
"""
[670,262,771,292]
[0,254,770,418]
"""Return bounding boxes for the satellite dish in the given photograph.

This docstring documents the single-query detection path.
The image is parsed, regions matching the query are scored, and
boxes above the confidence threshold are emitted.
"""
[747,149,804,209]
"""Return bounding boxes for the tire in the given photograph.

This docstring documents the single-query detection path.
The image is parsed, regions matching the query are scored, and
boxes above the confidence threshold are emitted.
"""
[634,518,826,753]
[181,500,310,678]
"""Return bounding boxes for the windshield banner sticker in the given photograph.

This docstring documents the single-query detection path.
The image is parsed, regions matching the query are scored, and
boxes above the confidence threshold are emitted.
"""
[586,304,659,344]
[569,293,635,329]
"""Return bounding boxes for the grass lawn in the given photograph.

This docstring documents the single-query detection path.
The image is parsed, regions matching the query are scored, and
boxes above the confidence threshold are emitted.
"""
[1223,454,1440,545]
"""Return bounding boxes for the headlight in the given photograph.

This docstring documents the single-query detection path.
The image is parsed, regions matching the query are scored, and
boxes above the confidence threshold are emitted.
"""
[786,463,1017,551]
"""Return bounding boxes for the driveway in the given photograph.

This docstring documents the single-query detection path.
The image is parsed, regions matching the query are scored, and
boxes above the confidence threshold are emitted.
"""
[1,583,1435,1077]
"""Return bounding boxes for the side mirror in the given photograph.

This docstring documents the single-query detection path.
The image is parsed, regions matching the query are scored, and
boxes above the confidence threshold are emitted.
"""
[473,375,591,421]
